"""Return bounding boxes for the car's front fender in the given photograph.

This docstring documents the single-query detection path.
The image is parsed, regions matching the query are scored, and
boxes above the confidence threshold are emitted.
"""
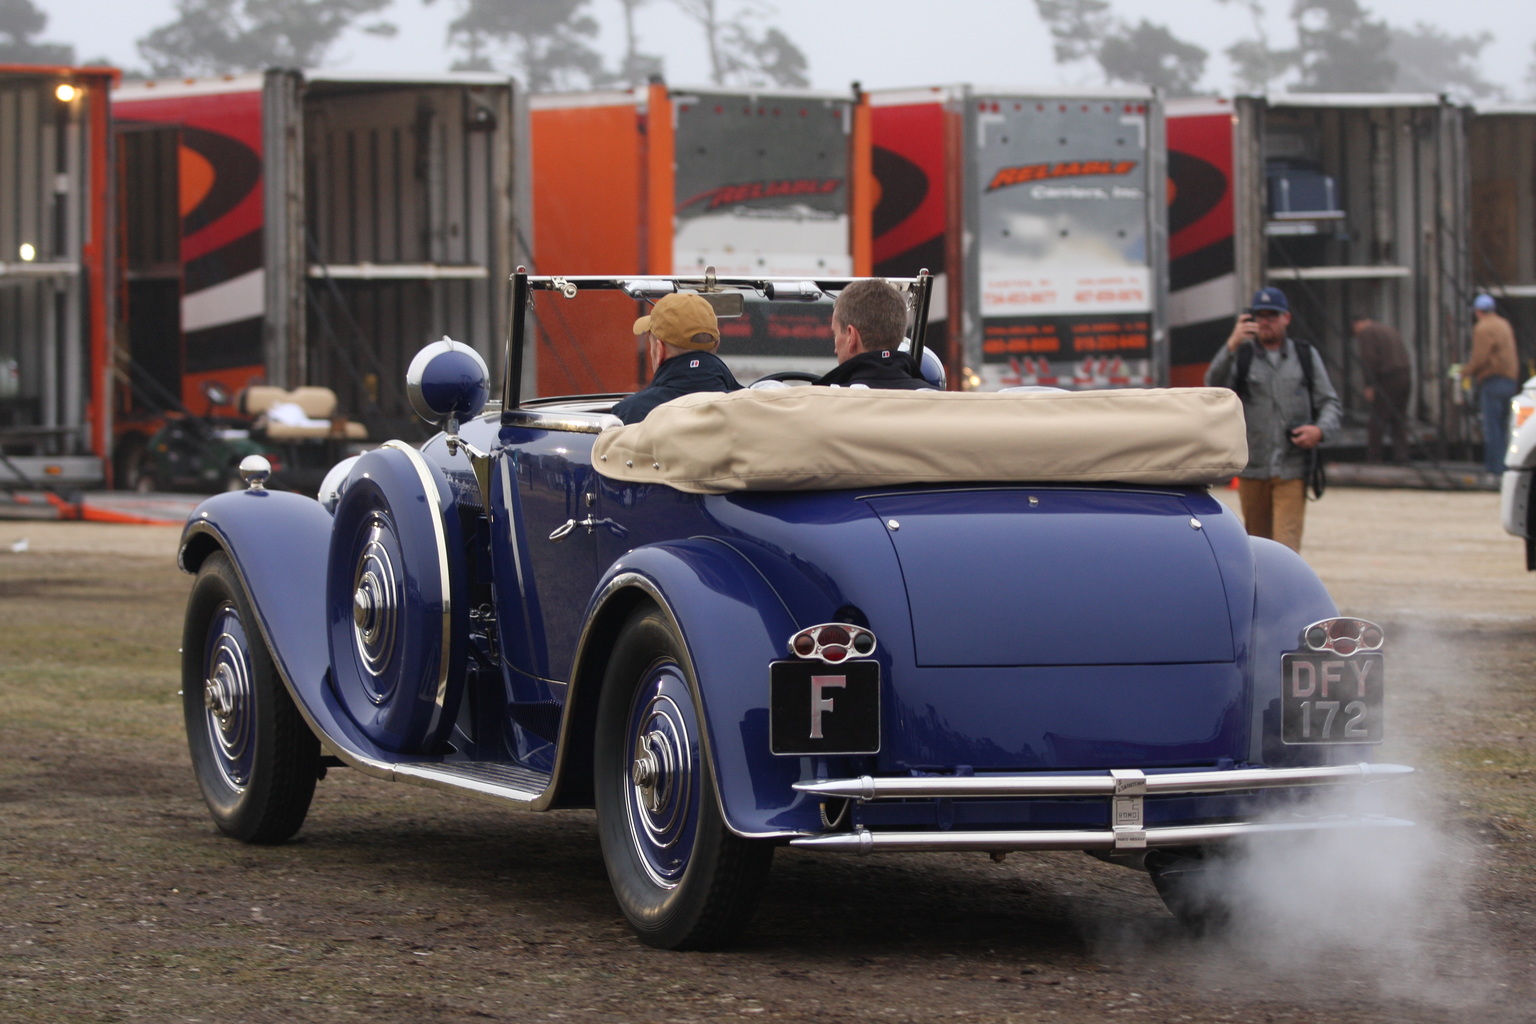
[179,491,334,682]
[549,538,823,836]
[178,489,395,761]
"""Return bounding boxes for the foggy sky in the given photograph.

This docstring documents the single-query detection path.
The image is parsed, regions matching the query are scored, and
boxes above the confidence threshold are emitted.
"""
[33,0,1536,103]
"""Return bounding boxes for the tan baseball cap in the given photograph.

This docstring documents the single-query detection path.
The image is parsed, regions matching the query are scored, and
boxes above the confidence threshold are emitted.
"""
[633,292,720,350]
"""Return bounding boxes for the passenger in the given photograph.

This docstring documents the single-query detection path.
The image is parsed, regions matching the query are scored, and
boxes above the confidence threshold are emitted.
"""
[815,279,938,390]
[611,292,742,424]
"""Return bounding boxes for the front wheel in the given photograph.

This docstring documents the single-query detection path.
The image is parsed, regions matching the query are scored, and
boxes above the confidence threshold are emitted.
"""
[594,605,774,949]
[182,552,320,843]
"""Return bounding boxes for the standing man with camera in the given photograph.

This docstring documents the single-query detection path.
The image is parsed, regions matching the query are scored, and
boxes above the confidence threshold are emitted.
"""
[1205,287,1341,554]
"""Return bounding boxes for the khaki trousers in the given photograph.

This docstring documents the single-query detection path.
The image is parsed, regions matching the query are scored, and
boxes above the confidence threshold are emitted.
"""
[1237,477,1308,553]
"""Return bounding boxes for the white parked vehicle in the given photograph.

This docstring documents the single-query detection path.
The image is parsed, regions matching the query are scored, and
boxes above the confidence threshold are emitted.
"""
[1499,376,1536,568]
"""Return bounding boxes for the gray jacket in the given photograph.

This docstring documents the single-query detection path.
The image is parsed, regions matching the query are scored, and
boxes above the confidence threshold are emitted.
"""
[1205,337,1342,480]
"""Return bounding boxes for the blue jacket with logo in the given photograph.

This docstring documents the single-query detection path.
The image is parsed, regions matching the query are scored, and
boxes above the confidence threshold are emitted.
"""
[611,350,743,425]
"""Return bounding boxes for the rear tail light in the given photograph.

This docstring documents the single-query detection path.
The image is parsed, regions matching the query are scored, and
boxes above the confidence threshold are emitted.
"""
[786,623,877,663]
[1301,617,1383,656]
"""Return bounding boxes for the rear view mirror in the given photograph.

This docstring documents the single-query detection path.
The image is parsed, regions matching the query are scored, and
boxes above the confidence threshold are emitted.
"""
[699,291,744,318]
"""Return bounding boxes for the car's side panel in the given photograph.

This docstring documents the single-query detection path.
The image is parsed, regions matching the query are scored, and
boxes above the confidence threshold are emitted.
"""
[1500,379,1536,559]
[493,435,602,682]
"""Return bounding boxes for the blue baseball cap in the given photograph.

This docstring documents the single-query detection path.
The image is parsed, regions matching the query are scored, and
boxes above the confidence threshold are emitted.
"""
[1474,293,1496,312]
[1250,287,1289,313]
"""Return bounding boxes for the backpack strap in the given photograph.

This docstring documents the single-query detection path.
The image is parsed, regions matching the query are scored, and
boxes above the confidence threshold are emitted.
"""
[1293,339,1318,421]
[1233,342,1254,400]
[1235,338,1319,421]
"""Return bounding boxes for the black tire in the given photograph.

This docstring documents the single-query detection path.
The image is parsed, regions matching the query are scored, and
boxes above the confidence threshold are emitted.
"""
[1147,848,1232,934]
[182,552,320,843]
[594,605,774,950]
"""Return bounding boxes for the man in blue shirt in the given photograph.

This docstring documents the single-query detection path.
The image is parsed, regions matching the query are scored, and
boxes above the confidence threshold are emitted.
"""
[612,292,742,424]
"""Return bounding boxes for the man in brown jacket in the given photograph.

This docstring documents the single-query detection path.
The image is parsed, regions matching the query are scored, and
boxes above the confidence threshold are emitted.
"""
[1462,294,1522,476]
[1350,315,1412,463]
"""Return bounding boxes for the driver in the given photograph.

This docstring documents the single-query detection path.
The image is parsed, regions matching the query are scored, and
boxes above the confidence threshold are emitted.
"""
[815,279,937,390]
[612,292,743,424]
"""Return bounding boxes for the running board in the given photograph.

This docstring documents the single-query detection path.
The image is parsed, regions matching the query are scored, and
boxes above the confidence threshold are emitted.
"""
[790,815,1416,854]
[327,746,553,807]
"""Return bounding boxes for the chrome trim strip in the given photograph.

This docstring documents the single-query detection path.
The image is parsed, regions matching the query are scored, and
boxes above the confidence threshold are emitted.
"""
[526,273,929,291]
[789,816,1416,854]
[792,763,1413,801]
[380,440,454,738]
[502,407,623,434]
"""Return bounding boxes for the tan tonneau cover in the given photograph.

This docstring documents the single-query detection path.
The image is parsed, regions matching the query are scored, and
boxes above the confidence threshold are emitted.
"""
[590,386,1247,494]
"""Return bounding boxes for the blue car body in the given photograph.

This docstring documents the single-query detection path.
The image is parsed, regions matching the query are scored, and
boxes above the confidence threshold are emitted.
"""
[177,272,1410,948]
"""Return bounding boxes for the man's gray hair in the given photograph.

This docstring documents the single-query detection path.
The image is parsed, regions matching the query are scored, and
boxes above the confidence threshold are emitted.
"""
[833,279,909,352]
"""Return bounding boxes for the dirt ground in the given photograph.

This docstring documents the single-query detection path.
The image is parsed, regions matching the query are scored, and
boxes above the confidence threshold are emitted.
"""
[2,489,1535,1024]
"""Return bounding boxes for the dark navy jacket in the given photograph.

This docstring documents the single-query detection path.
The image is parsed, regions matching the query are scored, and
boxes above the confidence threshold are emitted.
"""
[611,350,743,424]
[814,349,937,390]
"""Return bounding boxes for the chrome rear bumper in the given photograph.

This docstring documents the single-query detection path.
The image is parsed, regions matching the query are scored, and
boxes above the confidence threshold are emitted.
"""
[789,762,1414,854]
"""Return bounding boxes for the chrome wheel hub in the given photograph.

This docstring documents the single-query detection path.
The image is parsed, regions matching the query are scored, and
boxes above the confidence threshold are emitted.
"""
[624,677,699,887]
[203,607,255,790]
[203,663,238,723]
[351,523,399,690]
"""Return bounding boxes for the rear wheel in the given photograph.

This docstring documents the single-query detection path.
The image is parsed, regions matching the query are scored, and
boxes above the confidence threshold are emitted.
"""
[1147,848,1232,934]
[594,604,774,950]
[182,552,319,843]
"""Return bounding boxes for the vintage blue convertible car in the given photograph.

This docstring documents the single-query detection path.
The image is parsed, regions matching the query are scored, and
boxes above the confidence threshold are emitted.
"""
[178,271,1411,949]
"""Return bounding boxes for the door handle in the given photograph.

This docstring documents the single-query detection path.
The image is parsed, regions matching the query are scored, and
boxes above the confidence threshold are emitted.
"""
[549,517,598,542]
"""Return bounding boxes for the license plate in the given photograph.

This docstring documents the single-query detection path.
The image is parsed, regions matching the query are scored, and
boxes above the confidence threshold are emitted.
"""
[1280,651,1384,744]
[769,660,880,755]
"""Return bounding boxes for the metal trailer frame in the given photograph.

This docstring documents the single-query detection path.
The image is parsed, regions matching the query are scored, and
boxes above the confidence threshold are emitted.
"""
[1467,105,1536,380]
[0,65,116,493]
[1234,94,1471,448]
[113,69,521,450]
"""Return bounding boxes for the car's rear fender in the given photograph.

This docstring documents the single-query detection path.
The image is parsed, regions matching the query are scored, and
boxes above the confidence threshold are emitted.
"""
[548,538,827,836]
[1245,537,1374,766]
[178,489,403,763]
